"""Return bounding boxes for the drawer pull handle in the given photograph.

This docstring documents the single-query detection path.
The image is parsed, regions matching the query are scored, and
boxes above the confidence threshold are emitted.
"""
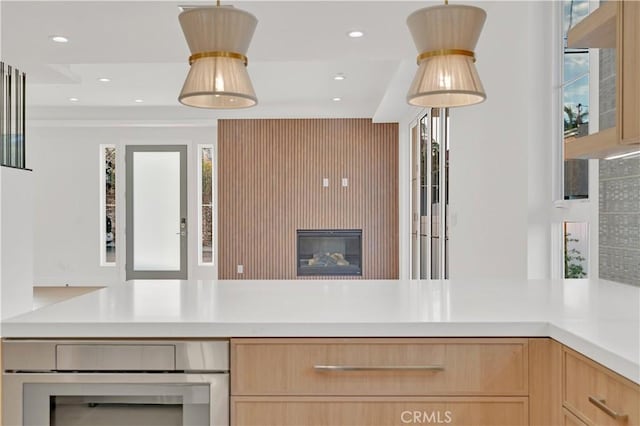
[588,396,628,421]
[314,365,445,372]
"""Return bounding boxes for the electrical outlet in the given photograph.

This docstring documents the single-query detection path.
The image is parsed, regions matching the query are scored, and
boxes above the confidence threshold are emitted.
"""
[237,264,244,274]
[322,178,329,187]
[342,178,348,187]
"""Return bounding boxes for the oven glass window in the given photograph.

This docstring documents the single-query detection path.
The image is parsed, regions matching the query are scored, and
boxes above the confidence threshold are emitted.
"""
[24,383,210,426]
[51,396,183,426]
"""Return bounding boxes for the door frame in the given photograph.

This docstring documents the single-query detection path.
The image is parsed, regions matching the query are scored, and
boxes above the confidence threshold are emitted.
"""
[125,145,188,280]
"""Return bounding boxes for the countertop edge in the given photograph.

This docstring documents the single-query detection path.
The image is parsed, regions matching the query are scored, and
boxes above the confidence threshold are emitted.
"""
[2,320,638,384]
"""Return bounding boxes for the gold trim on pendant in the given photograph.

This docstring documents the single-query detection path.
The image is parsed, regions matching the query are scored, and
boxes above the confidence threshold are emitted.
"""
[189,51,248,66]
[417,49,476,64]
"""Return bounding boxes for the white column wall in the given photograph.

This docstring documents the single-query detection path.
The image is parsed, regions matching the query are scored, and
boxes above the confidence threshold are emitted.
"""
[445,1,553,279]
[0,167,34,319]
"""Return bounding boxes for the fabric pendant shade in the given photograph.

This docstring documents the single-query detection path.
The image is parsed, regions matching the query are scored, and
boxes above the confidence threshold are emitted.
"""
[179,6,258,109]
[406,4,487,108]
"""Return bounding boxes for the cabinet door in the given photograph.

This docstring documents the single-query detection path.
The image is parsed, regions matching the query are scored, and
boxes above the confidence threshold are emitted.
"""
[231,338,528,396]
[563,348,640,426]
[619,0,640,145]
[232,397,528,426]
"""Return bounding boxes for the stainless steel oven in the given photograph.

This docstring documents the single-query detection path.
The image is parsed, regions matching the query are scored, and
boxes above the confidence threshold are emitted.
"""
[2,340,229,426]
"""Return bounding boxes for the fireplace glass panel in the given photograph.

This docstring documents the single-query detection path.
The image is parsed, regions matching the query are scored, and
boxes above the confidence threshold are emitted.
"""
[297,230,362,276]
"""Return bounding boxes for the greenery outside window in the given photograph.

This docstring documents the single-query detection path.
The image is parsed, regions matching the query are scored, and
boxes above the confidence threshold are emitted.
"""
[199,145,214,265]
[100,145,116,266]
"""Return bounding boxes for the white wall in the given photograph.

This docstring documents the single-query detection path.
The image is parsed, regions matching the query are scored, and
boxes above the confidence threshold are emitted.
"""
[446,1,553,279]
[525,1,554,279]
[28,125,217,286]
[0,167,34,319]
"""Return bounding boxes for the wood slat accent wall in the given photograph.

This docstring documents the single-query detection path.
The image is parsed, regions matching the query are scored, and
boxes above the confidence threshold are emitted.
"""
[218,119,398,279]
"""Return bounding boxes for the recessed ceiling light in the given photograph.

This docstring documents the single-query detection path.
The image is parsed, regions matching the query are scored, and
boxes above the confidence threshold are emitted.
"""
[50,35,69,43]
[334,74,346,81]
[68,97,79,102]
[97,77,111,83]
[134,99,144,103]
[347,30,364,38]
[332,97,342,102]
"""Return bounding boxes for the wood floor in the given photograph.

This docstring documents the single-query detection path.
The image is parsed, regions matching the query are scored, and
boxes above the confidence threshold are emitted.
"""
[33,286,103,310]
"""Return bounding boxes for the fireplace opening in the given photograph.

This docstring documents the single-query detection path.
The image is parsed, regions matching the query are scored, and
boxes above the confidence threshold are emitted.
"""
[297,229,362,276]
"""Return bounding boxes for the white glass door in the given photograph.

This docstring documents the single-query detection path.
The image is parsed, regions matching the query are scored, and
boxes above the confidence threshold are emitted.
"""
[126,146,187,280]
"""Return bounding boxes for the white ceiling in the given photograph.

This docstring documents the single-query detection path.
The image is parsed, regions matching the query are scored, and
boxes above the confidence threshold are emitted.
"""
[1,1,438,123]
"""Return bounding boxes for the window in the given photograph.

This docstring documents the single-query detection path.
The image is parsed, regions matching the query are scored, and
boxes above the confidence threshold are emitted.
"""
[564,222,588,278]
[411,109,449,279]
[552,1,599,279]
[1,62,26,169]
[100,145,116,265]
[198,145,214,265]
[562,0,590,200]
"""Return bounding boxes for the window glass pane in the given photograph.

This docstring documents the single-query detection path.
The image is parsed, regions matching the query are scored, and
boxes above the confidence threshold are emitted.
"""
[104,147,116,264]
[132,152,181,271]
[564,222,588,278]
[202,148,212,205]
[200,146,214,265]
[562,0,590,201]
[202,206,213,264]
[562,0,590,41]
[563,74,590,137]
[430,111,441,280]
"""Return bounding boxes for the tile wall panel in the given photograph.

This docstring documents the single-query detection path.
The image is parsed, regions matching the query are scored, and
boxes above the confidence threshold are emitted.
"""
[599,157,640,286]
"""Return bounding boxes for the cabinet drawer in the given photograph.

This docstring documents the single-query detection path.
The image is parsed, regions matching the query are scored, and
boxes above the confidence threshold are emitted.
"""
[231,338,528,396]
[564,408,588,426]
[563,348,640,425]
[232,396,528,426]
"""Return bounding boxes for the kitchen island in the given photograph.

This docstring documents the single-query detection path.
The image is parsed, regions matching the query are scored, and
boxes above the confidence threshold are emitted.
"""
[2,278,639,426]
[2,278,638,383]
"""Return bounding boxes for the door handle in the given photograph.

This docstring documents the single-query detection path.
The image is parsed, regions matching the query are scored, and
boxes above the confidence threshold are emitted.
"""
[588,396,628,420]
[177,218,187,236]
[314,365,444,372]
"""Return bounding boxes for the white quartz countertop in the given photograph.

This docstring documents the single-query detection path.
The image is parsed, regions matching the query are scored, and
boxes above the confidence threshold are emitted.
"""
[2,279,639,384]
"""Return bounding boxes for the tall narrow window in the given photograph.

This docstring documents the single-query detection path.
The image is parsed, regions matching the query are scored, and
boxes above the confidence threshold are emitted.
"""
[411,109,449,279]
[199,145,214,265]
[562,0,590,199]
[100,145,116,265]
[564,222,588,278]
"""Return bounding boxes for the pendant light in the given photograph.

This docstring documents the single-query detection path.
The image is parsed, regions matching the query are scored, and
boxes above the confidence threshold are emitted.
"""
[178,1,258,109]
[406,1,486,108]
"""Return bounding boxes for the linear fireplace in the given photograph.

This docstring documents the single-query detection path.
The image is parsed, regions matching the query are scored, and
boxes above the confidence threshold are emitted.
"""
[297,229,362,276]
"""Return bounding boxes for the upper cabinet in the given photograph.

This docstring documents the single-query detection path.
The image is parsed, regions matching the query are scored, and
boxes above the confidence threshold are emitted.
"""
[565,0,640,159]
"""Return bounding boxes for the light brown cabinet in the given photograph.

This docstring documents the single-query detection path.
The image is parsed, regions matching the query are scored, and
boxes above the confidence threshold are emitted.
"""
[231,338,528,396]
[231,338,531,426]
[563,347,640,425]
[232,397,529,426]
[231,338,640,426]
[565,408,589,425]
[566,0,640,159]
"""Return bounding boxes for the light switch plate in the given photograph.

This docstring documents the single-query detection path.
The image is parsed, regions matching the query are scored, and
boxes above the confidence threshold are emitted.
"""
[237,264,244,274]
[323,178,329,187]
[342,178,348,187]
